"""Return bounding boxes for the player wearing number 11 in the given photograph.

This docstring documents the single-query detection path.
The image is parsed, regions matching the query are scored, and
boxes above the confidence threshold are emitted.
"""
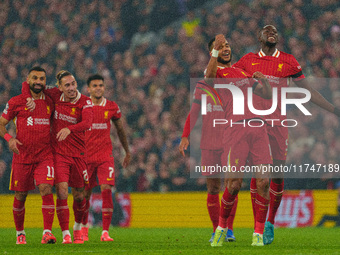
[81,74,131,242]
[0,66,56,245]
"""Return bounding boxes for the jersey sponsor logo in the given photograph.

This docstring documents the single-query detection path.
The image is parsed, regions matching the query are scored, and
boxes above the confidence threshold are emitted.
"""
[206,103,223,113]
[252,63,260,65]
[55,110,77,124]
[277,63,283,72]
[92,123,108,130]
[34,118,50,125]
[70,108,76,115]
[27,116,33,126]
[104,111,109,119]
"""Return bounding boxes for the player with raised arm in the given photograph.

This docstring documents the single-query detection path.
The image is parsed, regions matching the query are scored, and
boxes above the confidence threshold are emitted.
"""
[233,25,340,245]
[206,34,273,247]
[0,66,56,244]
[81,74,131,242]
[23,70,93,244]
[179,39,238,242]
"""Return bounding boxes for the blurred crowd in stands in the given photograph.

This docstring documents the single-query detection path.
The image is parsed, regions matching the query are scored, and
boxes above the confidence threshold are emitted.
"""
[0,0,340,193]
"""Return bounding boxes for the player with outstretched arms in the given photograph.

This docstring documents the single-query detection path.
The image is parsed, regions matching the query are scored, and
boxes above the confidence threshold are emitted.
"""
[0,66,56,244]
[233,25,340,245]
[23,70,93,244]
[81,74,131,242]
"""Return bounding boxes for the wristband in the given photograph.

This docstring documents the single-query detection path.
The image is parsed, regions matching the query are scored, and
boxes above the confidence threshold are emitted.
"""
[4,133,12,142]
[334,107,340,117]
[211,49,219,58]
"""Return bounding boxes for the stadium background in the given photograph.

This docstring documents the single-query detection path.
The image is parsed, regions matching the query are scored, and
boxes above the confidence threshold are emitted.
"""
[0,0,339,229]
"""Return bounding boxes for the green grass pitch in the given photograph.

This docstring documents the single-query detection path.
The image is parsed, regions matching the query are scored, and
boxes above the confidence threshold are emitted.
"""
[0,227,339,255]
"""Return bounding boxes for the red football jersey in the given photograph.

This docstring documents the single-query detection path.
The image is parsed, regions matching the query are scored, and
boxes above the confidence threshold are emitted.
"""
[215,66,261,124]
[233,49,305,124]
[193,81,224,150]
[46,87,93,158]
[2,94,54,163]
[86,98,121,163]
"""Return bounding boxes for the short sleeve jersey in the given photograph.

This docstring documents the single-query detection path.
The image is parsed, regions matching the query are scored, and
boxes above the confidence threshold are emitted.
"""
[233,49,305,123]
[86,98,121,163]
[48,88,93,158]
[2,94,54,163]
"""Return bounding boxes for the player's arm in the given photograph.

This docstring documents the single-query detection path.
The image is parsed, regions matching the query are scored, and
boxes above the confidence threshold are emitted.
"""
[179,101,200,157]
[112,118,131,168]
[0,117,22,155]
[252,71,272,99]
[205,34,226,81]
[57,103,94,141]
[294,79,340,117]
[22,82,59,110]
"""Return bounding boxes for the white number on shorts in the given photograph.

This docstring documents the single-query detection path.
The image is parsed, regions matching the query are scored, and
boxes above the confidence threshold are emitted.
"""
[47,166,54,178]
[109,167,114,178]
[83,169,89,182]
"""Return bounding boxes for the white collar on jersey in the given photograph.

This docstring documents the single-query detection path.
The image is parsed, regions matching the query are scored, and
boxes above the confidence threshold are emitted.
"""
[60,90,81,104]
[259,48,280,58]
[91,97,106,106]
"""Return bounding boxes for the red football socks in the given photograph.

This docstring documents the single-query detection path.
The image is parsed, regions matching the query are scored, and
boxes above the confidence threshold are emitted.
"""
[219,188,237,229]
[73,198,86,224]
[254,194,269,234]
[101,189,113,231]
[41,194,55,231]
[227,195,238,231]
[207,193,220,232]
[82,199,90,225]
[56,199,69,231]
[13,197,25,231]
[250,178,257,227]
[267,180,284,224]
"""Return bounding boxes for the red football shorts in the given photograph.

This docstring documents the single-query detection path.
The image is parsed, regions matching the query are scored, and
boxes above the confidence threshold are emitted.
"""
[86,160,115,190]
[54,153,88,188]
[221,125,272,170]
[266,125,289,161]
[10,158,54,191]
[200,149,223,176]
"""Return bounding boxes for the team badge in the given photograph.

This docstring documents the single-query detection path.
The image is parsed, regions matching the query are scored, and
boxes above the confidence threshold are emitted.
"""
[71,108,76,115]
[277,63,283,72]
[47,106,50,114]
[104,111,109,119]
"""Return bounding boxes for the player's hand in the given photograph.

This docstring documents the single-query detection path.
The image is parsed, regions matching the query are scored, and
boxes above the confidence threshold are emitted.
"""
[122,152,131,168]
[214,34,226,50]
[179,137,189,157]
[252,71,267,80]
[26,98,35,111]
[56,128,71,141]
[8,138,22,155]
